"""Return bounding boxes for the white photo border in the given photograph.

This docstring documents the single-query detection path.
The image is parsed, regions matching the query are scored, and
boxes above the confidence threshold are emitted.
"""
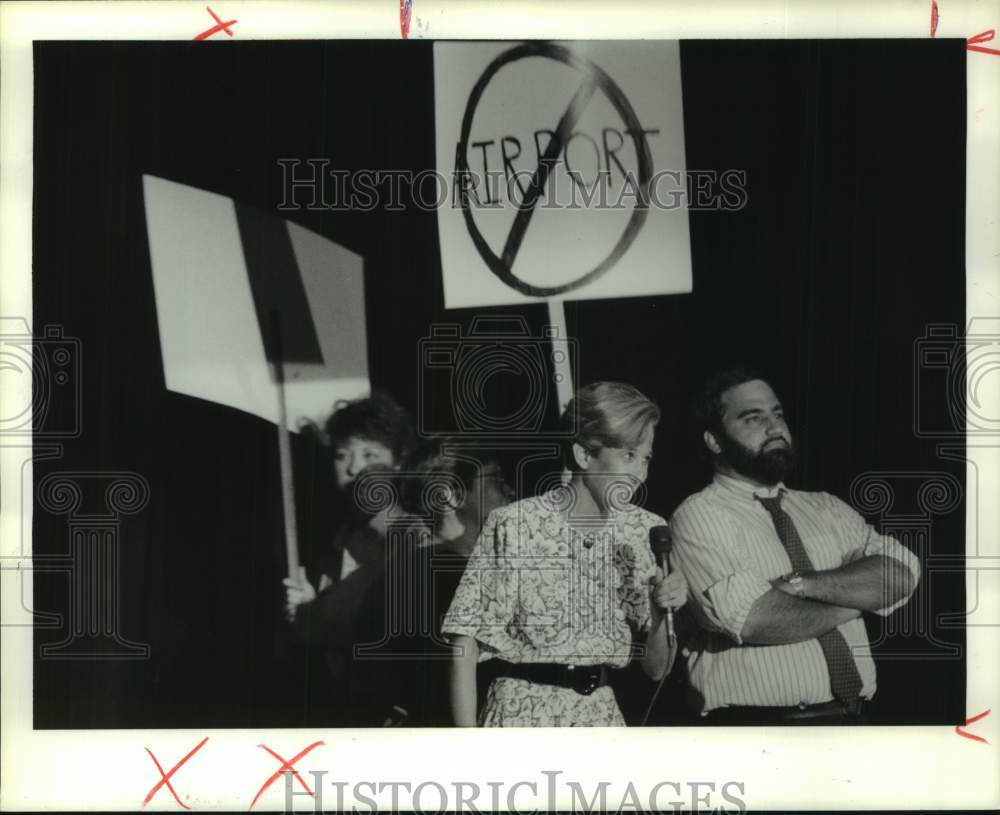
[1,1,997,811]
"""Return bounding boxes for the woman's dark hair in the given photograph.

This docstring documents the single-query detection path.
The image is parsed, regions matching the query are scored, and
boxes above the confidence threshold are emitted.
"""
[398,436,509,521]
[323,392,417,463]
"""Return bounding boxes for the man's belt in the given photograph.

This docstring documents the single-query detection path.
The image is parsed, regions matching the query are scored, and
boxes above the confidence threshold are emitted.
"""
[701,698,866,725]
[494,660,610,696]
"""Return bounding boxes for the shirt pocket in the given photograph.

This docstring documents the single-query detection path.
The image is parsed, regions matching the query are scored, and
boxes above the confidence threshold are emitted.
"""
[800,533,845,571]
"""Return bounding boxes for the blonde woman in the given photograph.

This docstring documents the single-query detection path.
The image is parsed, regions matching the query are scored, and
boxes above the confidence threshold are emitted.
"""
[444,382,687,727]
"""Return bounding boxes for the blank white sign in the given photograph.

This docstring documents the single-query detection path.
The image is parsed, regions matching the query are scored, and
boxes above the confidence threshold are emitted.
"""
[142,174,369,431]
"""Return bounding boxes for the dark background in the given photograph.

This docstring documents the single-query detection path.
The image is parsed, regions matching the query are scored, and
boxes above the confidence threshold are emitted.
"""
[32,39,966,727]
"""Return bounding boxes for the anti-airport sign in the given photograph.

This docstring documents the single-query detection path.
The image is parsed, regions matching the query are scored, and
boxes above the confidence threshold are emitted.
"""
[434,41,692,309]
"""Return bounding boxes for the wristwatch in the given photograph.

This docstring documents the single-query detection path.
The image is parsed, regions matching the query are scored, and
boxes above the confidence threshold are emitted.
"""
[782,572,806,597]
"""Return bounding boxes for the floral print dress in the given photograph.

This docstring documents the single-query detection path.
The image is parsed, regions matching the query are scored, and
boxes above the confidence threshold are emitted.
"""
[442,490,662,726]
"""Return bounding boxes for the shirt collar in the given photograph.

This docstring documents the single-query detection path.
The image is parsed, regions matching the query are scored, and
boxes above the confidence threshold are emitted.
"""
[541,488,629,537]
[712,471,787,502]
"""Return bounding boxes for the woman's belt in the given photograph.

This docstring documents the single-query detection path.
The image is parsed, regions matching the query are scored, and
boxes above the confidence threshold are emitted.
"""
[494,660,610,696]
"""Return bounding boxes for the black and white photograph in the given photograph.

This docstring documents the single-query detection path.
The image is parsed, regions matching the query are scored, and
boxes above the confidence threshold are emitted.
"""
[2,1,998,812]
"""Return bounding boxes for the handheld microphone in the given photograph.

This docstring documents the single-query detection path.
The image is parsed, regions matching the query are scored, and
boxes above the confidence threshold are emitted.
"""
[649,525,676,646]
[640,524,678,726]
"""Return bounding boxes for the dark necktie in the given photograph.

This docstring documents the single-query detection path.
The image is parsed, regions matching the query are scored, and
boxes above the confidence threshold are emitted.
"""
[756,492,864,703]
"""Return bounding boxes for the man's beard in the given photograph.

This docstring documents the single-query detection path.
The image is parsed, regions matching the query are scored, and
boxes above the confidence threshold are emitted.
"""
[716,430,796,485]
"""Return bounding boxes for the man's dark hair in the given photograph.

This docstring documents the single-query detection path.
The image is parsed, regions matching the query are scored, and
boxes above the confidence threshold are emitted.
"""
[692,366,771,438]
[325,392,417,463]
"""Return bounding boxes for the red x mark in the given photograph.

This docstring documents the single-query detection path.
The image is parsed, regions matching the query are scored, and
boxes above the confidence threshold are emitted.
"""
[400,0,413,39]
[967,29,1000,56]
[248,741,325,810]
[193,6,238,41]
[142,736,210,809]
[955,708,991,744]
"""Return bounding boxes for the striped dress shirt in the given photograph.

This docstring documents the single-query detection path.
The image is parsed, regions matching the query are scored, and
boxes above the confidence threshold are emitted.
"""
[670,473,921,713]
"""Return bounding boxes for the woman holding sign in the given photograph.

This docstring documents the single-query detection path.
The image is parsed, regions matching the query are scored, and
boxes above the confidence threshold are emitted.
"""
[443,381,687,726]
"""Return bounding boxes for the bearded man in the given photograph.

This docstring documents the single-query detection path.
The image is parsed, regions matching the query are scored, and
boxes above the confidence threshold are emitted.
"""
[670,368,920,724]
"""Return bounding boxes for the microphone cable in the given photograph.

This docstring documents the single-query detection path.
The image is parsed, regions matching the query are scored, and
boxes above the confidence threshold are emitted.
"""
[639,634,676,726]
